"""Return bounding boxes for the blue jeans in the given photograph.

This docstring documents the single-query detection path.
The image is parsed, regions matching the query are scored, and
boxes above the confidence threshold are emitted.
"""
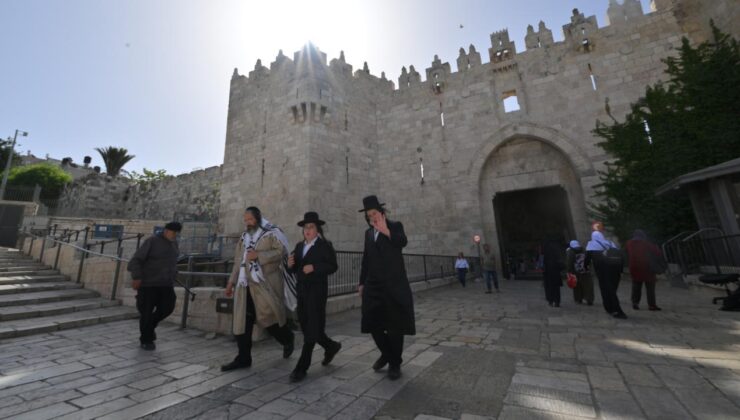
[457,269,467,287]
[484,270,499,291]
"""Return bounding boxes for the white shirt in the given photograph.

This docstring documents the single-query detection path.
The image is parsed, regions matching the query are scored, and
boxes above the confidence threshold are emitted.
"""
[373,229,379,241]
[455,258,469,269]
[302,237,318,257]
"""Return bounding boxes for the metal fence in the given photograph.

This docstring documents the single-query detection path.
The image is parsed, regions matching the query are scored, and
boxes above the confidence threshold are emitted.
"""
[664,231,740,276]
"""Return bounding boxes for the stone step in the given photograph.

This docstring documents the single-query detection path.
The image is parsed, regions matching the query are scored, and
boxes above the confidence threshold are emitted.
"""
[0,257,34,263]
[0,274,68,285]
[0,305,139,339]
[0,298,121,321]
[0,281,82,296]
[0,264,52,272]
[0,289,99,307]
[0,269,59,277]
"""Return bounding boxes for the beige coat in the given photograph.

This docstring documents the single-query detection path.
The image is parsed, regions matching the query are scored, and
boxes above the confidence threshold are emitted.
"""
[230,233,287,334]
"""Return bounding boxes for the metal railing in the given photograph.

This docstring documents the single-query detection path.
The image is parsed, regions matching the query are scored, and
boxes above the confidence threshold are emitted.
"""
[663,230,740,276]
[23,228,480,330]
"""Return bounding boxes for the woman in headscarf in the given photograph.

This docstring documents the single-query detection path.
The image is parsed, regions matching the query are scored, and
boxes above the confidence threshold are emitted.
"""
[586,225,627,319]
[566,239,594,305]
[626,229,663,311]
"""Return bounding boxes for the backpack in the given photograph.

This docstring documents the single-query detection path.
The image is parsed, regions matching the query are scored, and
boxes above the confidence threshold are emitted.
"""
[574,252,587,274]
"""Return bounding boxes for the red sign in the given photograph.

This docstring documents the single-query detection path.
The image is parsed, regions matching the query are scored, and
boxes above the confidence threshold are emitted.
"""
[473,235,481,243]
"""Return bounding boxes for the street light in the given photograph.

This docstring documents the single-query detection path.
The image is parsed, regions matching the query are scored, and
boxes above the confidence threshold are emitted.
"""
[0,129,29,200]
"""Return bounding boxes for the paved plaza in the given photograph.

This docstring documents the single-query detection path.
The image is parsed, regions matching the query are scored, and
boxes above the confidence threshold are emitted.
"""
[1,277,740,420]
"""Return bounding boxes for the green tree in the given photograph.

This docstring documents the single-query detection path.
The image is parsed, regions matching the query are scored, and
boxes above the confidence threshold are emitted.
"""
[592,23,740,242]
[127,168,172,185]
[95,146,135,176]
[8,163,73,199]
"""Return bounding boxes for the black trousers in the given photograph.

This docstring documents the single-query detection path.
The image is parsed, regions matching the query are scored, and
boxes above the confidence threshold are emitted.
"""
[136,286,176,344]
[544,272,561,305]
[631,281,657,307]
[371,330,404,368]
[593,258,624,315]
[234,291,294,364]
[295,333,338,372]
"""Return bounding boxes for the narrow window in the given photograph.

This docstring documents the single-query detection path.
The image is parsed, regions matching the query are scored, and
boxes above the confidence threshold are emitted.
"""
[261,159,265,187]
[344,111,348,131]
[291,106,298,123]
[502,90,520,113]
[588,63,597,90]
[419,158,425,185]
[440,112,445,127]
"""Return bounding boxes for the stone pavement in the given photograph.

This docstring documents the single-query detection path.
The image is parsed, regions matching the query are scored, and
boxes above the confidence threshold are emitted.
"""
[1,277,739,419]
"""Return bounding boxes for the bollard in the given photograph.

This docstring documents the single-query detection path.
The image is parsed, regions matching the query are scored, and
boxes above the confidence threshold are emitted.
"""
[181,256,194,329]
[111,247,123,300]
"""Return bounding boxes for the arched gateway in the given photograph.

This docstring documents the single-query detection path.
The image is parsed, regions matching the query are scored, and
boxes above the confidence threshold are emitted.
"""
[475,124,594,278]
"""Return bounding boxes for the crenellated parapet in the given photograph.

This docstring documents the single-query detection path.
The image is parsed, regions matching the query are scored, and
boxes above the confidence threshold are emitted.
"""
[607,0,644,25]
[525,21,554,49]
[563,8,599,52]
[489,29,517,62]
[457,45,482,71]
[426,55,452,94]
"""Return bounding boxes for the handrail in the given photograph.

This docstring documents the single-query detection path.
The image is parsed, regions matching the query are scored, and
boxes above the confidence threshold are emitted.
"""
[682,228,725,242]
[23,232,198,301]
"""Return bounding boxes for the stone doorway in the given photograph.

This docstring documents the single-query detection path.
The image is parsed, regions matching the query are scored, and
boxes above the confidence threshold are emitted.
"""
[493,186,575,279]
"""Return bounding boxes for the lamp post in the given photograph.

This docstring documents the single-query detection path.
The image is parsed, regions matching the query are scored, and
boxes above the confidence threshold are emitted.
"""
[0,129,28,200]
[473,234,482,280]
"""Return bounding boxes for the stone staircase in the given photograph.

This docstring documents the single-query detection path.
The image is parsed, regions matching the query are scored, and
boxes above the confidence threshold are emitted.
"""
[0,247,138,339]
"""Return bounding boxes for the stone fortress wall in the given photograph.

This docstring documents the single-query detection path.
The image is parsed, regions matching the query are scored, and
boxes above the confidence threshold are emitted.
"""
[220,0,740,261]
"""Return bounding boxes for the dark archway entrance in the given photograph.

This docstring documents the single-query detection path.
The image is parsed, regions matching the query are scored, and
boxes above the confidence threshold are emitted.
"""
[493,186,575,279]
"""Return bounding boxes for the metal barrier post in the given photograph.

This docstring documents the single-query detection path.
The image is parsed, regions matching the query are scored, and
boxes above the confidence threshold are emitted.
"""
[39,236,47,261]
[111,247,123,300]
[76,245,88,283]
[53,242,62,270]
[28,236,34,256]
[181,256,194,329]
[83,226,90,243]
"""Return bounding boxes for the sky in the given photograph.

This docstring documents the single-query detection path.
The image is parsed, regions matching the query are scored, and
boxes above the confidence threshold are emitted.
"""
[0,0,654,176]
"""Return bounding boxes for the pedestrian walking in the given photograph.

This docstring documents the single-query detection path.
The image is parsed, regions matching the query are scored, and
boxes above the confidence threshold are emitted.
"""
[626,229,663,311]
[358,195,416,380]
[286,212,342,382]
[455,253,470,287]
[566,240,594,305]
[481,244,499,293]
[586,226,627,319]
[221,207,295,371]
[127,221,182,350]
[543,239,564,307]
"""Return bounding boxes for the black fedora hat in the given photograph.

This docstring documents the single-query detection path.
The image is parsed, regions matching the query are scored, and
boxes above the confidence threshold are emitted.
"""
[358,195,385,212]
[297,211,326,227]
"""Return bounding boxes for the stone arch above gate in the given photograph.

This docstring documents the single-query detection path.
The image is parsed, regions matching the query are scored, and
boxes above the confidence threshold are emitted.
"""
[470,122,596,185]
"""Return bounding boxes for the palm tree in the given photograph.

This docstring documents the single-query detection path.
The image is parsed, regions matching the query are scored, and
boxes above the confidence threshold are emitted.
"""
[95,146,135,176]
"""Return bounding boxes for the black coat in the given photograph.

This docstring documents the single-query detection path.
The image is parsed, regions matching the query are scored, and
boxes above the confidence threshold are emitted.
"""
[291,237,338,343]
[359,220,416,335]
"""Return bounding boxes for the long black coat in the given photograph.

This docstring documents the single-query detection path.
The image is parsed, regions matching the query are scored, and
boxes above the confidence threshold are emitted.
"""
[291,237,338,343]
[359,220,416,335]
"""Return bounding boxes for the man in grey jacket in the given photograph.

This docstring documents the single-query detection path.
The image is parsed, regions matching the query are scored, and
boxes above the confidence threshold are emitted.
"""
[127,222,182,350]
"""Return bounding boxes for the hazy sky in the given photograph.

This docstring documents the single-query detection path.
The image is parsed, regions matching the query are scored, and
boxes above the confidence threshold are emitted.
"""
[1,0,653,175]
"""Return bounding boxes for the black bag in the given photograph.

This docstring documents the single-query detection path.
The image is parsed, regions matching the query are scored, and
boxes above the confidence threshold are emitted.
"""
[648,252,667,274]
[602,247,624,267]
[721,287,740,311]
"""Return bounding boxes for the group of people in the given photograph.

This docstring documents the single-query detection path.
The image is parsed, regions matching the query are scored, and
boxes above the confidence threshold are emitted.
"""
[454,244,500,293]
[127,195,416,382]
[542,222,664,318]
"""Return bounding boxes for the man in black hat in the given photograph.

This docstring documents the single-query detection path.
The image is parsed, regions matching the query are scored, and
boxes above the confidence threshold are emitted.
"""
[127,221,182,350]
[358,196,416,380]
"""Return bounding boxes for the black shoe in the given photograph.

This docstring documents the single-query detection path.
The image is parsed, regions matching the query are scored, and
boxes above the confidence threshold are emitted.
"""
[587,301,594,306]
[373,356,388,371]
[221,358,251,372]
[140,342,155,351]
[649,306,662,311]
[388,365,402,380]
[485,290,492,294]
[553,303,560,308]
[322,342,342,366]
[283,342,294,359]
[632,304,640,310]
[613,312,628,319]
[289,369,307,383]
